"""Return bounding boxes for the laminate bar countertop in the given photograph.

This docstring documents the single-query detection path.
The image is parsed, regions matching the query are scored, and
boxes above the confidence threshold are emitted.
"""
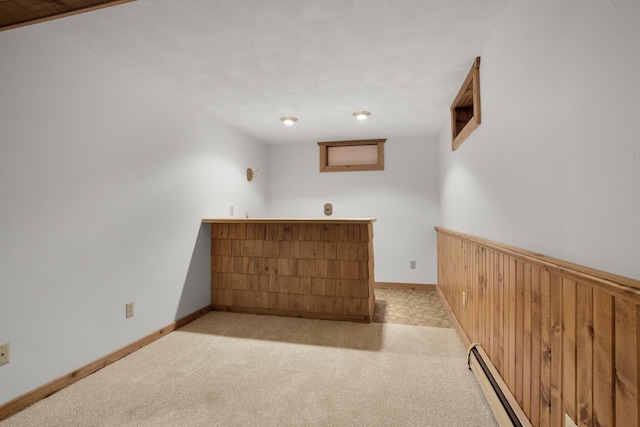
[203,218,377,322]
[202,218,376,224]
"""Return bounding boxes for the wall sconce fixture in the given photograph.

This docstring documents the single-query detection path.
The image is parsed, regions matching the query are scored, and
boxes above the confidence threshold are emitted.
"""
[247,168,259,182]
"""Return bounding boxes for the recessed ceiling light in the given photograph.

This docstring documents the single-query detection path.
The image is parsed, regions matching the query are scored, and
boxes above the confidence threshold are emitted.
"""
[353,111,371,120]
[280,116,298,126]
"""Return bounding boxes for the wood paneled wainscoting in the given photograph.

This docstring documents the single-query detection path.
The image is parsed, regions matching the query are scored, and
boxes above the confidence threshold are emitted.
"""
[436,227,640,427]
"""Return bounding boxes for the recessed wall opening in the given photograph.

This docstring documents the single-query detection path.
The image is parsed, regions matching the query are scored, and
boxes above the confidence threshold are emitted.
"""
[451,57,481,151]
[317,139,386,172]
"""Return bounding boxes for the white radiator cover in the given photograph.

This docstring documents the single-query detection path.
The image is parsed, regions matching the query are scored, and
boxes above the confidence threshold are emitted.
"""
[467,344,532,427]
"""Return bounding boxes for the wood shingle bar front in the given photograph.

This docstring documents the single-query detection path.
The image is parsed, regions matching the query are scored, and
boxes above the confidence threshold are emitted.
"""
[202,218,376,322]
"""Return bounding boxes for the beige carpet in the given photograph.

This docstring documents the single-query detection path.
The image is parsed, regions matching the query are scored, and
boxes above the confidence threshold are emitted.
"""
[2,312,496,426]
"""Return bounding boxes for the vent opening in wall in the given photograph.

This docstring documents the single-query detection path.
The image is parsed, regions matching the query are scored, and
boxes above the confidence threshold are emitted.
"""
[451,57,481,151]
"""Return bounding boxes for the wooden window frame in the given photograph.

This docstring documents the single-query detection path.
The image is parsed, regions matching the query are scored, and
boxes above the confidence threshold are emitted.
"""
[317,139,386,172]
[451,57,481,151]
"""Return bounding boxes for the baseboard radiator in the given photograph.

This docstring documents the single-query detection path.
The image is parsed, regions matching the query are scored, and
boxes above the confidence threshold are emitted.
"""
[467,344,532,427]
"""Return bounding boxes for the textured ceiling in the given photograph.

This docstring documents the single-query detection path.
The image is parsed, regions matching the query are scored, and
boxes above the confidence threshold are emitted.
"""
[43,0,507,144]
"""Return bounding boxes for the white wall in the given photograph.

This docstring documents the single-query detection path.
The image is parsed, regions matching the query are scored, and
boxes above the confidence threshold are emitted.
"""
[5,0,639,410]
[439,0,640,280]
[267,137,440,284]
[0,26,267,405]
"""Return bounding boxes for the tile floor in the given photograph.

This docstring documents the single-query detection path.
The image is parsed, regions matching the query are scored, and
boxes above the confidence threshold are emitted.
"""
[372,288,452,328]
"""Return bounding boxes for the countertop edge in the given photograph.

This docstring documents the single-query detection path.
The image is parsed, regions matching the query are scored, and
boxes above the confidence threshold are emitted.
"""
[202,218,376,224]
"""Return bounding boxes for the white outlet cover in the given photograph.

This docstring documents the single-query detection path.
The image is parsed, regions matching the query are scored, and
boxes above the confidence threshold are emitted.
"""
[126,302,134,318]
[0,343,10,365]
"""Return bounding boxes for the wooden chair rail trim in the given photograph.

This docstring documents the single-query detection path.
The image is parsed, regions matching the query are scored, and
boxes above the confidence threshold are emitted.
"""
[0,305,212,421]
[435,227,640,300]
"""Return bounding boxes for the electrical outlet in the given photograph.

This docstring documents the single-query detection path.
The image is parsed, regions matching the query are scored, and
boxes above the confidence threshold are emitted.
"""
[230,206,234,216]
[0,343,10,366]
[126,302,134,319]
[462,291,467,307]
[410,260,416,269]
[565,413,577,427]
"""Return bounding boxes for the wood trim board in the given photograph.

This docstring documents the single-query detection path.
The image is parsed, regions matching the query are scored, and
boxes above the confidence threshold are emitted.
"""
[374,282,436,290]
[0,0,135,32]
